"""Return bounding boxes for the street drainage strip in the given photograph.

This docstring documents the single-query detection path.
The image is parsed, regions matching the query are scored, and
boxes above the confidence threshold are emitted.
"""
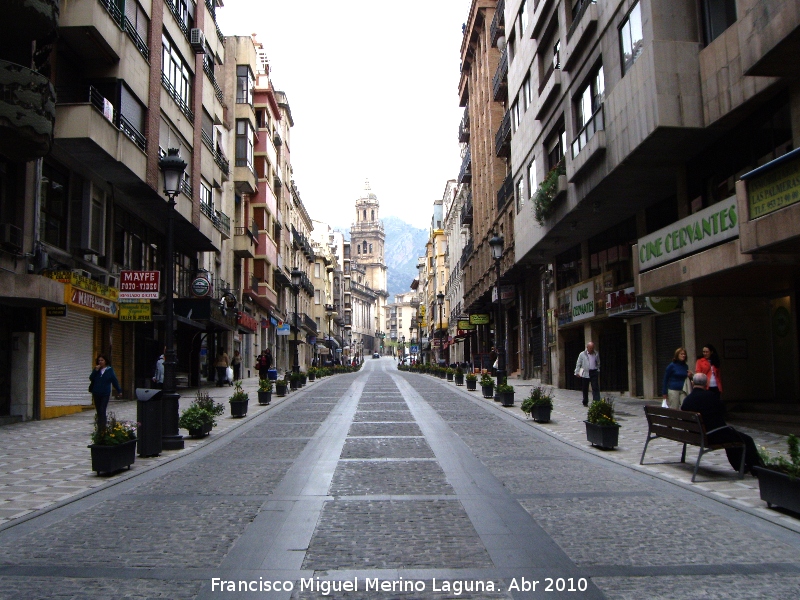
[399,371,800,536]
[0,378,325,534]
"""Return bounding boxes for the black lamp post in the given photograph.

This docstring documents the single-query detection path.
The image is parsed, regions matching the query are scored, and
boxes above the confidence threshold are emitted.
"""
[489,233,506,388]
[400,335,405,362]
[437,291,444,366]
[158,148,186,451]
[326,304,335,363]
[291,267,302,373]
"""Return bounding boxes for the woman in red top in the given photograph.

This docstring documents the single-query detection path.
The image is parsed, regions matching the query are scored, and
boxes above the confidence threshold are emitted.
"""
[695,343,722,397]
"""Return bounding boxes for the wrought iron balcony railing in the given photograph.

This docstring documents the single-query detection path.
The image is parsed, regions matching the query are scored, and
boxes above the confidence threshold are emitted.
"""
[492,49,508,102]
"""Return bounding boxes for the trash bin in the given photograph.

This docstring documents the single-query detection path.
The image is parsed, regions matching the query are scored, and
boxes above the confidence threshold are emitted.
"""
[136,388,163,457]
[267,368,278,381]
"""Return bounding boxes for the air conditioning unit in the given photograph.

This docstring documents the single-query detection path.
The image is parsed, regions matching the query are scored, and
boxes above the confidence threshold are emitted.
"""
[0,223,22,251]
[190,28,205,53]
[106,275,120,289]
[72,269,92,280]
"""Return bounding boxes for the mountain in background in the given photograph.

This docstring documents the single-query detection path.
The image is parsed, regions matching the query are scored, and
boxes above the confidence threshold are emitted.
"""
[337,216,428,301]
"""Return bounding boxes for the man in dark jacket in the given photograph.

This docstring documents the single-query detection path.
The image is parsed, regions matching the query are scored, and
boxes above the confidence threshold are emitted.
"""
[681,373,763,475]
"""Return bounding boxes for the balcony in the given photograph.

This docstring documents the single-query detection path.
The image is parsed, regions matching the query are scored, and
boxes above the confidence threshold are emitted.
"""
[60,0,148,64]
[460,192,473,226]
[460,239,474,270]
[164,0,191,43]
[202,61,225,106]
[0,60,56,161]
[563,0,598,71]
[233,224,256,259]
[457,147,472,184]
[161,72,194,122]
[234,159,256,194]
[8,0,58,41]
[273,129,282,146]
[458,106,470,143]
[532,0,556,40]
[535,68,561,120]
[492,49,508,102]
[495,110,511,157]
[568,104,605,179]
[215,209,230,239]
[490,0,505,48]
[214,148,230,178]
[497,173,514,211]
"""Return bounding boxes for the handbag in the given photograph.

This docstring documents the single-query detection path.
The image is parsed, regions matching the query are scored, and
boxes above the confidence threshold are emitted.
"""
[88,380,94,393]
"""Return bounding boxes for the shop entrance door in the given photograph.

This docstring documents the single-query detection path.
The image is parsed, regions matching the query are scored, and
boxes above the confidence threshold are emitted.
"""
[600,329,629,392]
[565,338,584,391]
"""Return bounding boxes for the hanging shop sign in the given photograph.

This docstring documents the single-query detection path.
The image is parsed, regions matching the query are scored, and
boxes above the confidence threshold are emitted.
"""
[606,287,637,315]
[646,296,681,314]
[119,302,152,322]
[66,285,117,317]
[46,305,67,317]
[119,270,160,299]
[238,313,258,332]
[191,276,211,297]
[46,270,118,301]
[469,313,490,325]
[457,320,475,330]
[492,285,515,303]
[747,155,800,219]
[638,196,739,271]
[276,321,290,336]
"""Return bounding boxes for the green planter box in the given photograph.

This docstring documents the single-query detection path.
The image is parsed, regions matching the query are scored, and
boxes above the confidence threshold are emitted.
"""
[531,405,552,423]
[257,391,272,405]
[481,384,494,398]
[89,438,137,475]
[454,374,464,386]
[754,467,800,513]
[188,423,212,438]
[466,379,477,391]
[230,399,249,418]
[585,421,620,449]
[500,391,514,407]
[275,383,287,397]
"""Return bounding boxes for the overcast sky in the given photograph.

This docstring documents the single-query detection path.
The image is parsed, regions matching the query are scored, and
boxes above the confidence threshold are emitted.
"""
[218,0,466,230]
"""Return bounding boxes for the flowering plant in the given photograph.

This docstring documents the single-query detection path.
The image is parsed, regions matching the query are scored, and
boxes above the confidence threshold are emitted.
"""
[91,412,137,446]
[759,434,800,478]
[521,386,554,413]
[587,397,617,426]
[480,373,495,387]
[228,381,249,403]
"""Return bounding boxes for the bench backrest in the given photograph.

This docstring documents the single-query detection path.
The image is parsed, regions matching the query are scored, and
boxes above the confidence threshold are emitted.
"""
[644,405,706,446]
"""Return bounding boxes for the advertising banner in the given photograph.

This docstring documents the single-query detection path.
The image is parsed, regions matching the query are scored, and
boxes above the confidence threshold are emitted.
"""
[119,271,160,299]
[469,313,490,325]
[119,302,152,322]
[748,155,800,219]
[570,281,595,322]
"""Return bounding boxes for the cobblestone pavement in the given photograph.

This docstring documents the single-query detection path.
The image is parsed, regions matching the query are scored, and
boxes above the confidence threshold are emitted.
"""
[0,359,798,599]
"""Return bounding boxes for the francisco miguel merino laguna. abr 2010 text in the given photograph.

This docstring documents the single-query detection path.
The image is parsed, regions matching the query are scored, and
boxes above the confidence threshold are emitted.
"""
[210,576,590,594]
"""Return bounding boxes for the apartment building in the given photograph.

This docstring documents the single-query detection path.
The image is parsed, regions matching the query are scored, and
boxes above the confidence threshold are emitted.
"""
[507,0,800,419]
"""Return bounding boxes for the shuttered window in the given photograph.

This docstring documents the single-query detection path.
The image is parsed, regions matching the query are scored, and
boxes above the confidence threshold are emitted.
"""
[45,311,95,407]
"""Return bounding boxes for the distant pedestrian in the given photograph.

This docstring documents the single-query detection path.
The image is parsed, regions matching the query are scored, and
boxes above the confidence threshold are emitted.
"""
[231,350,242,381]
[575,341,601,407]
[695,343,722,400]
[152,353,164,389]
[662,347,692,409]
[89,354,122,431]
[681,373,763,475]
[214,347,230,387]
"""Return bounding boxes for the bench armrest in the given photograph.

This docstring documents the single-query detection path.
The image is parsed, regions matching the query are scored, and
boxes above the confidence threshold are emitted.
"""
[705,425,736,436]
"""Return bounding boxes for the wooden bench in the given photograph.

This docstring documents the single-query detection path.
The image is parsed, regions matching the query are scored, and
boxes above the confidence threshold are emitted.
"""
[640,406,746,481]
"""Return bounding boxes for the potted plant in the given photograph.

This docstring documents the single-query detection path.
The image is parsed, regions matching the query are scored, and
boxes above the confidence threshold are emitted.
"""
[290,371,302,390]
[257,378,273,405]
[521,386,554,423]
[229,381,249,418]
[275,377,288,397]
[446,367,455,382]
[480,374,495,398]
[454,366,465,386]
[88,412,137,475]
[307,367,317,381]
[754,434,800,513]
[300,371,308,386]
[179,404,215,438]
[466,372,478,391]
[194,390,224,420]
[497,383,515,407]
[585,397,620,449]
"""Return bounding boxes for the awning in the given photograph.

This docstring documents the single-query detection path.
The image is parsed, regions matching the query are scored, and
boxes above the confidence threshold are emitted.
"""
[325,335,340,349]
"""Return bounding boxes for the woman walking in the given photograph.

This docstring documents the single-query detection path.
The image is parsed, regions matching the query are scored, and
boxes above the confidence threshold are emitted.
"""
[231,350,242,381]
[89,354,122,430]
[695,343,722,399]
[214,347,230,387]
[662,347,692,409]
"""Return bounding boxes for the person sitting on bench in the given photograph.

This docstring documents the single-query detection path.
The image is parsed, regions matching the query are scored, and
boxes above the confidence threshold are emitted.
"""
[681,373,764,476]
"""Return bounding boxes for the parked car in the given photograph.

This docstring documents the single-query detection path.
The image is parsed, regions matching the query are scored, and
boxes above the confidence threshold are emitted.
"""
[372,353,381,359]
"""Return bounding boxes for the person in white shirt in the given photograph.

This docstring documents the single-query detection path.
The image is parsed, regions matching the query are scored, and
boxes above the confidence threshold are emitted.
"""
[574,342,601,407]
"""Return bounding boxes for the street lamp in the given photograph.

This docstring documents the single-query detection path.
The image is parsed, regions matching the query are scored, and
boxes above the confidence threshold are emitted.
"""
[158,148,186,451]
[326,304,336,364]
[489,232,505,388]
[291,267,302,373]
[409,325,415,362]
[437,291,444,366]
[400,335,405,362]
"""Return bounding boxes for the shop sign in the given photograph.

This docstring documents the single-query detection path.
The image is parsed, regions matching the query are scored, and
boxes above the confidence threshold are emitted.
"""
[492,284,515,303]
[421,337,429,344]
[571,281,595,322]
[457,320,475,330]
[606,287,637,315]
[410,345,419,353]
[276,321,290,336]
[191,276,211,297]
[119,270,160,299]
[638,196,739,271]
[237,313,258,332]
[647,296,680,314]
[457,329,474,337]
[469,313,490,325]
[67,285,117,316]
[46,305,67,317]
[748,155,800,219]
[119,302,152,322]
[46,270,118,301]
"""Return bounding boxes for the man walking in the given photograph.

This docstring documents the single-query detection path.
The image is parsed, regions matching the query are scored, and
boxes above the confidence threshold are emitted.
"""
[575,341,601,407]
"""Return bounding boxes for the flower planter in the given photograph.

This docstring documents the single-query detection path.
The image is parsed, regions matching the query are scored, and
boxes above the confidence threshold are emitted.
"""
[89,438,137,475]
[275,383,287,397]
[308,373,316,381]
[500,391,515,407]
[301,376,307,386]
[585,421,620,449]
[446,373,454,382]
[230,399,249,418]
[188,422,212,438]
[257,391,272,405]
[466,379,477,391]
[754,467,800,513]
[481,384,494,398]
[454,374,464,386]
[531,405,552,423]
[290,379,300,390]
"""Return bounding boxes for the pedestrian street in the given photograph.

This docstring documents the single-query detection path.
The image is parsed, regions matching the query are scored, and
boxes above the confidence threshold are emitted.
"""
[1,357,799,599]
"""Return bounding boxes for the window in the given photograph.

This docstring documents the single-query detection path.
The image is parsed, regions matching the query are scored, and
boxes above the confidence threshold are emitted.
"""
[572,64,605,157]
[200,181,212,208]
[701,0,737,45]
[547,124,566,170]
[236,65,254,104]
[357,244,361,254]
[523,75,533,111]
[363,241,367,253]
[527,159,537,198]
[161,35,191,110]
[363,209,367,220]
[369,243,373,253]
[516,178,525,212]
[620,1,643,75]
[508,30,516,63]
[314,263,321,278]
[315,290,321,305]
[235,119,254,170]
[40,163,69,249]
[512,100,521,131]
[519,1,528,37]
[371,209,374,220]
